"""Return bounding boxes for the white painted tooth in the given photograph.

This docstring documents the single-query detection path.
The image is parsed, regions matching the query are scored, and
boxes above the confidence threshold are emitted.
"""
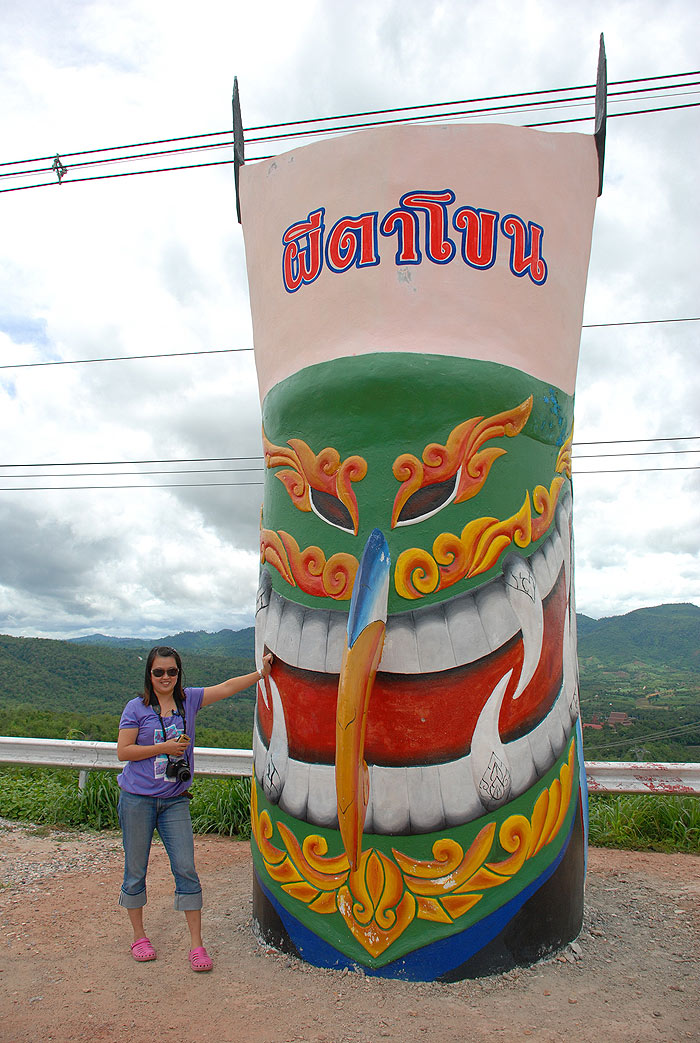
[503,553,543,700]
[261,589,284,659]
[298,606,331,673]
[474,581,519,653]
[471,671,513,811]
[530,546,554,599]
[363,774,374,834]
[275,599,306,668]
[554,684,574,745]
[278,758,310,820]
[438,755,483,826]
[306,763,338,828]
[406,765,446,834]
[444,590,491,666]
[368,765,411,834]
[505,735,538,795]
[252,722,266,785]
[527,717,556,778]
[543,538,563,592]
[415,604,457,673]
[558,484,573,515]
[547,676,571,751]
[537,687,568,760]
[325,611,346,673]
[555,501,573,595]
[382,610,421,674]
[561,612,578,727]
[548,527,567,596]
[261,676,289,805]
[255,570,272,665]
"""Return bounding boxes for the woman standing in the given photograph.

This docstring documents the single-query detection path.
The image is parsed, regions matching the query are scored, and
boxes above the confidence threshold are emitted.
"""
[116,644,273,971]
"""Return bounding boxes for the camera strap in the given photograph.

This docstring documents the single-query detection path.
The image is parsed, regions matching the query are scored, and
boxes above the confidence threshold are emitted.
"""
[150,691,187,743]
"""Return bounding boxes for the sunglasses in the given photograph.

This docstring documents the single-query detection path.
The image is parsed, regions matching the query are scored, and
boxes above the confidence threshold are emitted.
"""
[151,667,179,677]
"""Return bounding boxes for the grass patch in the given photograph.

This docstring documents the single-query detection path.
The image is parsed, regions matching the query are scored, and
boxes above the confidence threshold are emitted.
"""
[1,767,697,854]
[0,767,251,838]
[588,793,700,853]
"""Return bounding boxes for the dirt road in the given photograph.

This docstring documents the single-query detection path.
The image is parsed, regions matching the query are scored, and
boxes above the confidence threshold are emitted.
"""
[1,818,698,1043]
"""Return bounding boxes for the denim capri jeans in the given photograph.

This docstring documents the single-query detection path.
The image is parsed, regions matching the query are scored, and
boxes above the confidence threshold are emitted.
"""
[118,790,202,911]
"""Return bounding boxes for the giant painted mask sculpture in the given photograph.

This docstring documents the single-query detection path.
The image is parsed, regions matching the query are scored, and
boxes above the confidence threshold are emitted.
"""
[239,98,603,978]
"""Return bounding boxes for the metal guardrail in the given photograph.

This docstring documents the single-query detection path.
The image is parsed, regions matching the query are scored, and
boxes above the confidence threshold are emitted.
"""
[1,737,699,794]
[584,760,700,795]
[0,737,252,778]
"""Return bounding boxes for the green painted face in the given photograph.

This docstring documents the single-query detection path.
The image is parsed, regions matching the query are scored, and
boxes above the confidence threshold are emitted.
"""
[252,350,582,972]
[261,352,573,613]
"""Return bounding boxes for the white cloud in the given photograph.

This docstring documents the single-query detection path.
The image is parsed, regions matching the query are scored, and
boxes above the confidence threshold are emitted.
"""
[1,0,698,635]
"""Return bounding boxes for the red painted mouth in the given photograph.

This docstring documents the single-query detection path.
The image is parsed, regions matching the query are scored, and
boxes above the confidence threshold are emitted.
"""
[257,568,565,766]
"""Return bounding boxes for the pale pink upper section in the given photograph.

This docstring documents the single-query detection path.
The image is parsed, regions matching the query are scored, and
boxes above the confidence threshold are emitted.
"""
[240,123,598,400]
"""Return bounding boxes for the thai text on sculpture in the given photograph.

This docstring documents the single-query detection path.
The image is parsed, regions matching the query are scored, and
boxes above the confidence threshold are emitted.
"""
[237,68,604,979]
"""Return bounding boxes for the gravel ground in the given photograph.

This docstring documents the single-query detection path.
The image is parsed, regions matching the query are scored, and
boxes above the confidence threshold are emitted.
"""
[1,817,699,1043]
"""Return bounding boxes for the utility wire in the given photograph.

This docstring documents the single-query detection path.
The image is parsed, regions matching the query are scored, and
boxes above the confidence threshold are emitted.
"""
[1,438,700,471]
[2,99,698,194]
[1,445,699,480]
[584,719,700,752]
[575,465,700,474]
[2,71,696,170]
[0,347,251,370]
[0,481,265,491]
[1,75,697,194]
[2,463,700,489]
[1,317,697,371]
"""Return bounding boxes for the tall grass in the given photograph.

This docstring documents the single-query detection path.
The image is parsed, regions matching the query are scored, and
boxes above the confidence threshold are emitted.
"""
[0,767,251,838]
[588,793,700,853]
[1,767,698,854]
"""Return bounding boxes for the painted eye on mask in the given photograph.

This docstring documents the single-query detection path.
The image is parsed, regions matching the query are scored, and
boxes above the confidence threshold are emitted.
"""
[393,469,460,526]
[391,397,533,530]
[263,429,367,536]
[309,487,356,532]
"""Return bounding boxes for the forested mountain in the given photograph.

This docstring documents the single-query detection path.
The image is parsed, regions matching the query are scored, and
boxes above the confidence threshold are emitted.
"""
[1,603,698,759]
[68,627,256,658]
[0,634,256,747]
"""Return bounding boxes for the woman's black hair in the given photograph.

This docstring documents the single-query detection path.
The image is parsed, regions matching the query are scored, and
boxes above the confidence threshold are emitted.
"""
[142,645,186,706]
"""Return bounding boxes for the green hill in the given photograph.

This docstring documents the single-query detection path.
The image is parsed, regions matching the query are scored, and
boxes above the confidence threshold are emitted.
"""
[1,604,699,758]
[578,603,700,671]
[0,633,257,745]
[68,627,255,658]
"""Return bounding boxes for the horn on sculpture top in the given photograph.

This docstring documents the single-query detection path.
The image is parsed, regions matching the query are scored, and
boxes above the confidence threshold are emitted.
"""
[595,32,607,197]
[233,76,244,223]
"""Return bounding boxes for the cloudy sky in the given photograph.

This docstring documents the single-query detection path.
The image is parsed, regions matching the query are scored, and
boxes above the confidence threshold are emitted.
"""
[0,0,698,639]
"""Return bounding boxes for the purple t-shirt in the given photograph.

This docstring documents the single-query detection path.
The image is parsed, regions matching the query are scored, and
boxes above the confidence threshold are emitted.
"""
[117,687,204,797]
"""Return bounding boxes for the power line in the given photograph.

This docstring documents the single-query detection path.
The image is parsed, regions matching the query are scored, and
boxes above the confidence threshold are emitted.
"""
[1,462,699,490]
[1,317,696,371]
[575,465,700,474]
[0,446,697,480]
[574,435,700,445]
[0,456,262,467]
[584,719,700,752]
[0,466,265,479]
[0,481,265,491]
[3,71,696,170]
[0,347,252,370]
[2,437,700,471]
[574,448,700,459]
[3,99,698,195]
[1,73,697,195]
[582,317,699,329]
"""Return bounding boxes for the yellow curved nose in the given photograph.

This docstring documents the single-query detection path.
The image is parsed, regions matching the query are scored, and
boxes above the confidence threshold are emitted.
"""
[335,618,386,872]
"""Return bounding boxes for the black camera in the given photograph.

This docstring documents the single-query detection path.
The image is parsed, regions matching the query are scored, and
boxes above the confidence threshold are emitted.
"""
[166,755,192,783]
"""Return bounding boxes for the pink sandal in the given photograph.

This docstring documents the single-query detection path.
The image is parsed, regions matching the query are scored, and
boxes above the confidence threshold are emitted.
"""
[131,937,156,962]
[188,946,213,972]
